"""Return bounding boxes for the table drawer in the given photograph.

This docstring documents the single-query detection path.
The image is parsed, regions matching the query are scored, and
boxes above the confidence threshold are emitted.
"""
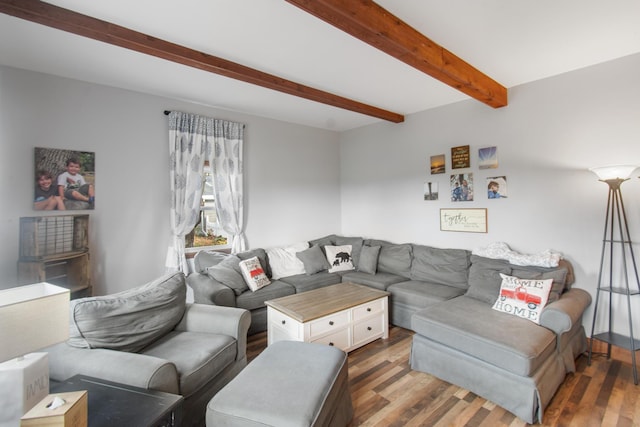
[352,298,385,321]
[309,311,349,337]
[268,308,300,338]
[353,317,384,345]
[311,328,350,351]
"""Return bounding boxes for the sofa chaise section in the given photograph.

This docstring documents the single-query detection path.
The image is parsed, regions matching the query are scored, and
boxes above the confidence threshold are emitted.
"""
[409,255,591,423]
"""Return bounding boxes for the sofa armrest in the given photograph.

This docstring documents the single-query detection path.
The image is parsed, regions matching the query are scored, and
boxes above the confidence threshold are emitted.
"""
[539,288,592,334]
[186,273,236,306]
[46,343,179,394]
[175,303,251,361]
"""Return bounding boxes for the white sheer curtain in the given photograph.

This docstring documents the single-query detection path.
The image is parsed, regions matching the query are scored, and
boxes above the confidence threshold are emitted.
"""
[208,120,246,253]
[165,111,245,273]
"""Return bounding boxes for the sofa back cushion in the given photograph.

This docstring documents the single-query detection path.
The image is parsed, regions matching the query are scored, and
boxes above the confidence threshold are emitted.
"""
[366,239,412,278]
[308,235,337,250]
[206,255,248,295]
[194,250,229,273]
[510,264,569,304]
[465,255,571,305]
[465,255,513,304]
[410,245,471,288]
[68,272,187,352]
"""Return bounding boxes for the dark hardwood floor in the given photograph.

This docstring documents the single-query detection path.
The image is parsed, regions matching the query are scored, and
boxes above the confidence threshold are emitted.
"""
[247,327,639,426]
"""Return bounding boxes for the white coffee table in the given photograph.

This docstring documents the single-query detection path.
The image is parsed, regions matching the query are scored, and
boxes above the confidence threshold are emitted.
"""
[265,282,389,352]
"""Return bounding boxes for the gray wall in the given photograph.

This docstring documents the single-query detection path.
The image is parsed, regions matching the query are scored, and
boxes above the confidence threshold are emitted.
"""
[0,65,341,295]
[340,52,640,335]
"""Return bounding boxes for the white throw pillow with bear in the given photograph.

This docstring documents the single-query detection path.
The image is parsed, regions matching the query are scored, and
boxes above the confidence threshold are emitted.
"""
[325,245,354,273]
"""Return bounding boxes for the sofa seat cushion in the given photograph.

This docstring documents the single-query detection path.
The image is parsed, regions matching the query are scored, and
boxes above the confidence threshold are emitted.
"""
[279,271,342,293]
[235,280,295,311]
[141,331,237,398]
[388,280,466,309]
[411,296,557,376]
[341,271,407,290]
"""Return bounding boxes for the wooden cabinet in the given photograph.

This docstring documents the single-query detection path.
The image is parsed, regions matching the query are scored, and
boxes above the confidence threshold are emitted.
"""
[17,215,91,299]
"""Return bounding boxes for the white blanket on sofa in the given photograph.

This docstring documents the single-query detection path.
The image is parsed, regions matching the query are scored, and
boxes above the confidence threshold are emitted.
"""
[472,242,562,268]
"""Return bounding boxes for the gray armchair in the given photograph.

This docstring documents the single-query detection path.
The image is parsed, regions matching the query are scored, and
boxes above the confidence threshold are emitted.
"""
[45,272,251,427]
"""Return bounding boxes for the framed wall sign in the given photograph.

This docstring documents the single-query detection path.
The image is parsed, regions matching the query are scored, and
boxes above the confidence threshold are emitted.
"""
[440,208,487,233]
[451,145,470,169]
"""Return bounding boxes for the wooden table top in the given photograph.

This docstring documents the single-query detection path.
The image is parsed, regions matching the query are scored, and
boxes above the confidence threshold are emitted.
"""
[265,282,389,323]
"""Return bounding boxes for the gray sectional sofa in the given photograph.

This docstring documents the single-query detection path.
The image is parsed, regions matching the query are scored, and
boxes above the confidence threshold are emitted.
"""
[187,235,591,424]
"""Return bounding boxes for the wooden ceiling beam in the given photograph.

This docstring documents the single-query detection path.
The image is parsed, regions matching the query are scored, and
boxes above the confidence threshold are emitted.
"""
[286,0,508,108]
[0,0,404,123]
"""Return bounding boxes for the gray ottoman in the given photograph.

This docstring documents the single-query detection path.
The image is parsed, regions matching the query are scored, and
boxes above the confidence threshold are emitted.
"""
[206,340,353,427]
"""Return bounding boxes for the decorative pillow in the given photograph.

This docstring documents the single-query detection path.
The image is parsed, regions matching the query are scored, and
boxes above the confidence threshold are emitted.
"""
[358,245,381,274]
[296,245,330,275]
[239,256,271,292]
[237,248,271,278]
[492,273,553,324]
[68,272,187,352]
[335,236,363,268]
[510,266,568,304]
[325,245,355,273]
[206,255,247,295]
[266,242,309,280]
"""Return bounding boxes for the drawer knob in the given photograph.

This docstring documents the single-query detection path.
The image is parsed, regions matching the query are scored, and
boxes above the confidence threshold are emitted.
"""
[367,307,372,312]
[329,321,334,326]
[367,326,372,331]
[281,320,286,325]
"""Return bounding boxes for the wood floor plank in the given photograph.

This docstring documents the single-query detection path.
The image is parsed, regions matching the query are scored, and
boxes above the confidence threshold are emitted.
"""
[245,326,640,426]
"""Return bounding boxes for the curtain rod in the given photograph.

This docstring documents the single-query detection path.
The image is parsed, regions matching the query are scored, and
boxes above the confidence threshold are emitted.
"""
[163,110,245,128]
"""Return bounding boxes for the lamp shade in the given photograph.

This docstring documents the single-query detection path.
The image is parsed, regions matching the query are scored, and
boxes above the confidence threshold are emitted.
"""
[589,165,639,181]
[0,283,70,363]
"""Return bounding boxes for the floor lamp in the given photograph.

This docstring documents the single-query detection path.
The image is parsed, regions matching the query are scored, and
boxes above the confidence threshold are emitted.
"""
[587,164,640,385]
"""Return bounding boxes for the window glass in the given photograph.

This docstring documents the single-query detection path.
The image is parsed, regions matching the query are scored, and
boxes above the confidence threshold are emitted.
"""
[185,166,229,249]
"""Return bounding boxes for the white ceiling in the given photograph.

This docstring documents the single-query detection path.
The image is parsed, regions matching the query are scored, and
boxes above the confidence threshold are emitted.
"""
[1,0,639,131]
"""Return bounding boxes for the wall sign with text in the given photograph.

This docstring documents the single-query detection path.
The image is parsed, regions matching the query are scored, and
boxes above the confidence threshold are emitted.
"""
[440,208,487,233]
[451,145,470,169]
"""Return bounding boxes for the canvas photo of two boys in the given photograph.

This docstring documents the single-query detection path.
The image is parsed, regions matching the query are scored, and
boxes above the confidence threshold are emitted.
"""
[34,147,95,211]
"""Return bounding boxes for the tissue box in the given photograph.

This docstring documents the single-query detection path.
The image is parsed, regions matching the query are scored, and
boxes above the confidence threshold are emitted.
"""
[21,391,87,427]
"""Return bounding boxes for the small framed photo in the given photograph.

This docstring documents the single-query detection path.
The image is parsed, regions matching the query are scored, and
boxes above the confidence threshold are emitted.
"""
[478,146,498,169]
[450,173,473,202]
[430,154,445,174]
[487,176,508,199]
[424,182,439,200]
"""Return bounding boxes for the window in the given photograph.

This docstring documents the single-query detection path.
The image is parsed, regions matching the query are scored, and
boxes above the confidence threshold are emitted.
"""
[185,164,229,250]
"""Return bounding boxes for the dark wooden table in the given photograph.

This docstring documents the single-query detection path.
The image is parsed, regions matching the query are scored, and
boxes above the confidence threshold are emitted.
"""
[50,375,183,427]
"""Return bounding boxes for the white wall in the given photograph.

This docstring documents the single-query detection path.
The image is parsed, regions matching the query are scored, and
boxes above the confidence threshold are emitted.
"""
[3,53,639,336]
[340,53,640,335]
[0,65,341,295]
